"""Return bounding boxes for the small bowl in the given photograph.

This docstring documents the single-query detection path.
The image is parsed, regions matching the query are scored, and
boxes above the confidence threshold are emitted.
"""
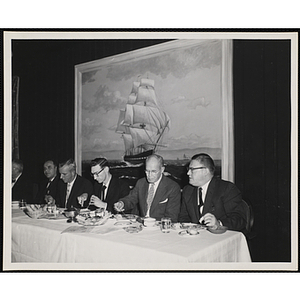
[144,217,156,227]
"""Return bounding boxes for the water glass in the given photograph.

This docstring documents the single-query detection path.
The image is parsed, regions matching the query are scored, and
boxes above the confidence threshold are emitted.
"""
[47,204,56,214]
[160,217,171,233]
[19,199,26,210]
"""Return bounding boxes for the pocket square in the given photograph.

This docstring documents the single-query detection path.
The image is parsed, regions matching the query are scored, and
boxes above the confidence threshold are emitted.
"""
[159,198,168,204]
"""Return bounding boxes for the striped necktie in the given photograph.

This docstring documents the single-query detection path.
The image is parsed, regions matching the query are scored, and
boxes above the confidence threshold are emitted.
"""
[146,183,155,213]
[65,183,71,206]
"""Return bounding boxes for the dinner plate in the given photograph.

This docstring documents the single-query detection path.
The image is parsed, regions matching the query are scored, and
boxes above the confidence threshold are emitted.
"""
[181,223,207,230]
[42,213,66,220]
[77,219,108,226]
[207,226,228,234]
[123,225,143,233]
[178,230,200,236]
[114,220,132,226]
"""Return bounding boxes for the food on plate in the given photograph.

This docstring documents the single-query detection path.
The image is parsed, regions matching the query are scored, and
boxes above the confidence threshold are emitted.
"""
[187,228,198,235]
[76,210,111,226]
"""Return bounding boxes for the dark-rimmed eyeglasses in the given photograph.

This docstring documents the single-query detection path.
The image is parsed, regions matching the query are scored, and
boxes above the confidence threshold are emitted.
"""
[186,166,207,172]
[91,168,104,177]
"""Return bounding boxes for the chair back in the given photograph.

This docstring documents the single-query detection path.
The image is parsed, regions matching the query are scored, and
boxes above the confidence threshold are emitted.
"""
[241,199,254,233]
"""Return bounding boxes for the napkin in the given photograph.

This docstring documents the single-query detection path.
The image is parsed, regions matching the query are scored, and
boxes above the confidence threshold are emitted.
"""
[61,226,94,234]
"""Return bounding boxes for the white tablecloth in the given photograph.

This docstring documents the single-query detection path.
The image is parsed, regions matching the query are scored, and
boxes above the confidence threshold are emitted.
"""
[11,209,251,269]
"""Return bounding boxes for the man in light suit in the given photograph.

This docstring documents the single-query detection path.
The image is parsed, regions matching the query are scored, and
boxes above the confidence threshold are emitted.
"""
[114,154,181,222]
[47,158,93,209]
[88,157,131,213]
[178,153,247,231]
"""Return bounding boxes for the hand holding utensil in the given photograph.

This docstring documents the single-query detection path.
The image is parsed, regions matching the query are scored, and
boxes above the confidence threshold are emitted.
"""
[77,193,88,207]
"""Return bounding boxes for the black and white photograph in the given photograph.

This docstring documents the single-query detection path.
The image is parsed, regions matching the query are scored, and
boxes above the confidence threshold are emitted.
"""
[2,30,298,272]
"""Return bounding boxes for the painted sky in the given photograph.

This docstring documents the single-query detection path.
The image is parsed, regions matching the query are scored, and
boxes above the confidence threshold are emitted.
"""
[81,40,222,160]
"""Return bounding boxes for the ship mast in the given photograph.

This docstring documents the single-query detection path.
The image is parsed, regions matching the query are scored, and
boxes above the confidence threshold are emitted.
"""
[153,119,169,152]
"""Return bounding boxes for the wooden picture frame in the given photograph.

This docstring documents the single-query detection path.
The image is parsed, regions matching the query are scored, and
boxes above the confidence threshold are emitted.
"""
[75,39,234,184]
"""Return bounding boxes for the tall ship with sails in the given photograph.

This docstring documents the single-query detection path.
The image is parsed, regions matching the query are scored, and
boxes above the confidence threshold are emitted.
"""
[116,78,170,164]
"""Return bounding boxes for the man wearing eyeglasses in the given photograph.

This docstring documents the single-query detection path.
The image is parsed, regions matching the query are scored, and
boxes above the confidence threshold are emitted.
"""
[88,157,130,213]
[179,153,247,231]
[114,154,181,222]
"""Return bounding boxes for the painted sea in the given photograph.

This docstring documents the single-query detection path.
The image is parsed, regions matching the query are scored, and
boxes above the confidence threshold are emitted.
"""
[82,147,221,189]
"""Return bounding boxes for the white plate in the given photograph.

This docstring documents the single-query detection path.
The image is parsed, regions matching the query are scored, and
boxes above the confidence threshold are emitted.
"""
[114,220,132,226]
[178,230,200,237]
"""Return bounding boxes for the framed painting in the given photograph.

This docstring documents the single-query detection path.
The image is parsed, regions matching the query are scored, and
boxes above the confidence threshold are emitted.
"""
[75,39,234,187]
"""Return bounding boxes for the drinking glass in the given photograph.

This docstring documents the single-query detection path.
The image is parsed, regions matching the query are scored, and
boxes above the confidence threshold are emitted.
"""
[19,199,26,210]
[160,217,171,233]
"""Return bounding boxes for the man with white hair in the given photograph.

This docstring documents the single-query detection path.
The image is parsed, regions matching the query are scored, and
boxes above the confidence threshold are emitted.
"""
[47,158,93,209]
[114,154,181,222]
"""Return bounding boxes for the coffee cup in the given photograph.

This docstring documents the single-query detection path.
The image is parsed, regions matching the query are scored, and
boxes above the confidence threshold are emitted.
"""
[144,217,156,227]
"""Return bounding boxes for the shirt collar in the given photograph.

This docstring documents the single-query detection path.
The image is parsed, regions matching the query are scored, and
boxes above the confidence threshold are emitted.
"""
[68,174,77,186]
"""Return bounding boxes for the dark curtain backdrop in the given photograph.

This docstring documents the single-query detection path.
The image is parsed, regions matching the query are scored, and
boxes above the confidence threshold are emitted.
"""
[233,40,291,262]
[12,39,292,262]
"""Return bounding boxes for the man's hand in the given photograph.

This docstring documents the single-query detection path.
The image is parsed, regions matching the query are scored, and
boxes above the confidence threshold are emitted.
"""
[199,213,220,229]
[90,195,107,209]
[77,193,88,207]
[44,195,55,205]
[114,201,124,212]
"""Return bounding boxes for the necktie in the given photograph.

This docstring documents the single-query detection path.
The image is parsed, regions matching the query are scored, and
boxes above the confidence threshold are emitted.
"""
[146,183,155,213]
[66,183,71,205]
[198,187,204,214]
[101,185,107,202]
[46,180,51,188]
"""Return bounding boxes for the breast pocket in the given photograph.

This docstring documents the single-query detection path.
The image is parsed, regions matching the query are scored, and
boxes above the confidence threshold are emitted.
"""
[159,198,168,204]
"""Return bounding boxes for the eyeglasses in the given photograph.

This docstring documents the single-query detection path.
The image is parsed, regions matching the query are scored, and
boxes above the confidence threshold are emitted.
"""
[91,168,104,177]
[145,169,160,175]
[186,166,207,172]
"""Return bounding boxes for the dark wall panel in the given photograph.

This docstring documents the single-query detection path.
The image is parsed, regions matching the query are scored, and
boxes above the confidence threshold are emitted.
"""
[233,40,291,262]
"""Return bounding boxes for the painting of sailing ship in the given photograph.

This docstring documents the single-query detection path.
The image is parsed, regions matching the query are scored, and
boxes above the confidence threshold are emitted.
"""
[76,39,233,187]
[116,77,170,164]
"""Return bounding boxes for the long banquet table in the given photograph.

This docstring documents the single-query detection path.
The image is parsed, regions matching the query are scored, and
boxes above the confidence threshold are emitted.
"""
[11,208,251,269]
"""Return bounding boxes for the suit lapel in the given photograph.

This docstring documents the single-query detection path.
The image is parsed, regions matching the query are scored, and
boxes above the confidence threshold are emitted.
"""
[140,179,149,216]
[202,178,215,215]
[150,177,167,212]
[189,187,200,220]
[67,176,80,207]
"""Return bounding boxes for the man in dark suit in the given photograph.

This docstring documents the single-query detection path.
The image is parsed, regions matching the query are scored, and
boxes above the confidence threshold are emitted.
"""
[178,153,247,231]
[47,158,93,209]
[34,160,60,204]
[12,159,32,201]
[114,154,181,222]
[88,157,130,213]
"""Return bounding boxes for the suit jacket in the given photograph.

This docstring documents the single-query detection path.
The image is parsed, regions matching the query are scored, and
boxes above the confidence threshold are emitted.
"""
[34,175,60,204]
[92,176,131,214]
[12,173,33,201]
[119,175,181,222]
[178,177,247,231]
[56,175,93,209]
